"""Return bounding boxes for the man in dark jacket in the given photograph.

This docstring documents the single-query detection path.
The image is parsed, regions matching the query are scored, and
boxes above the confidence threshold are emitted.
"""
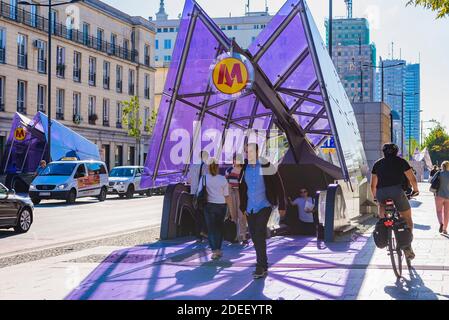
[239,143,286,279]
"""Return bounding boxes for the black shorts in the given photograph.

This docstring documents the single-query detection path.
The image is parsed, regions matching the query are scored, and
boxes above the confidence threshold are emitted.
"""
[376,185,411,212]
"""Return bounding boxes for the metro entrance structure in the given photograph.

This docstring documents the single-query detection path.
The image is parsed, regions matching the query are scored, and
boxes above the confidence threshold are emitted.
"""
[142,0,375,241]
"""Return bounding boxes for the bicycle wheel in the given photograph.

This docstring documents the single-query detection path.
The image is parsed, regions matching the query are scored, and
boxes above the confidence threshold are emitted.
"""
[388,228,403,278]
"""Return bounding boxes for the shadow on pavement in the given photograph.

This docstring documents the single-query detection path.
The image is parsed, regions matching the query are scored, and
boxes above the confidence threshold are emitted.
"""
[0,230,19,239]
[414,224,431,231]
[384,268,449,300]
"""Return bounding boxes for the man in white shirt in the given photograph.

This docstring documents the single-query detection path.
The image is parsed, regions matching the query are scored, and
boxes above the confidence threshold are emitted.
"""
[288,188,316,235]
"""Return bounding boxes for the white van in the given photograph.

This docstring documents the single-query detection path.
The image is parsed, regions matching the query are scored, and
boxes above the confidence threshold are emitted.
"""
[29,159,109,205]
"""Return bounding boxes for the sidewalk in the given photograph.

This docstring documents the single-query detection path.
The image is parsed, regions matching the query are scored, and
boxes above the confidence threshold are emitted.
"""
[1,186,448,300]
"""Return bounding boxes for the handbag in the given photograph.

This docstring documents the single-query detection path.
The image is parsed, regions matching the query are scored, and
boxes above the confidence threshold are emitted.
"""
[429,171,440,194]
[193,173,207,211]
[223,218,237,242]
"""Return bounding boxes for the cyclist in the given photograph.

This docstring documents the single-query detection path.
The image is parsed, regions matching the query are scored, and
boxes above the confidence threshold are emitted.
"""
[371,143,419,260]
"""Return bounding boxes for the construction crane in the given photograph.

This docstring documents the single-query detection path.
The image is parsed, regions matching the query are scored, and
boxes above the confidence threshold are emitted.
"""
[344,0,352,19]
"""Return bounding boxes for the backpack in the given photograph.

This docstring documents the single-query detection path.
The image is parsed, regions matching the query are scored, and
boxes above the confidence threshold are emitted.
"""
[373,219,389,249]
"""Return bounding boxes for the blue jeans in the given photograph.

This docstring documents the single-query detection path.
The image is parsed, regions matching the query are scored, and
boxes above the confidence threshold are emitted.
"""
[204,203,227,251]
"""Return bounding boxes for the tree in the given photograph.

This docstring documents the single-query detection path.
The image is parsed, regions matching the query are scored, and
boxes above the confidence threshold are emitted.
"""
[422,124,449,165]
[407,0,449,18]
[122,96,143,165]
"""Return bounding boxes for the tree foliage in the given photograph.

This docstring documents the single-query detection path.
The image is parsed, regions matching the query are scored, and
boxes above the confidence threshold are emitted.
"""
[122,96,142,140]
[407,0,449,18]
[423,124,449,165]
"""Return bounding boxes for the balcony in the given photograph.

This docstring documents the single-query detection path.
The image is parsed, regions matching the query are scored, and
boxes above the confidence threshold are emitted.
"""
[103,77,110,90]
[88,113,98,125]
[73,114,82,124]
[37,59,46,74]
[0,1,138,63]
[17,105,26,114]
[56,64,65,78]
[88,73,96,86]
[116,122,122,129]
[17,53,27,69]
[56,112,64,120]
[73,68,81,82]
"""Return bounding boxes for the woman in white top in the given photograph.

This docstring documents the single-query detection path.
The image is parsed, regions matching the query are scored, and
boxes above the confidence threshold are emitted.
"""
[197,160,232,260]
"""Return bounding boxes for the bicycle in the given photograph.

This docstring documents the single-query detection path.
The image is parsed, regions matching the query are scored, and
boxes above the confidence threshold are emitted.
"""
[379,191,418,279]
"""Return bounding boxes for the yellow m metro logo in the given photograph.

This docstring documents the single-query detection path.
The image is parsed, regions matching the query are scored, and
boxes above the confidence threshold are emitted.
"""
[212,57,249,95]
[14,127,26,141]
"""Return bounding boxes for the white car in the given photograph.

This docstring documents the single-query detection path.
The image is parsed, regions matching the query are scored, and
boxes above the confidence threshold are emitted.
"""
[108,166,151,198]
[29,160,109,205]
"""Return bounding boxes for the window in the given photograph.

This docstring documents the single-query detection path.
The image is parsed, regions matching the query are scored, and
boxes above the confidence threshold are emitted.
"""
[0,77,4,111]
[144,45,150,66]
[83,23,90,46]
[103,61,110,89]
[103,99,110,126]
[155,39,159,50]
[227,26,232,30]
[75,164,86,178]
[36,40,47,74]
[123,40,129,59]
[86,162,101,176]
[157,28,161,33]
[116,65,123,93]
[88,96,96,124]
[56,46,65,78]
[163,28,168,33]
[116,102,123,128]
[17,80,26,114]
[56,88,64,120]
[37,84,46,112]
[155,56,159,62]
[88,57,96,86]
[73,51,81,82]
[144,74,150,99]
[10,0,17,19]
[233,26,238,30]
[97,28,104,51]
[30,5,38,27]
[17,34,27,69]
[164,55,171,62]
[164,39,171,49]
[73,92,81,123]
[110,34,117,55]
[169,27,174,32]
[0,28,6,64]
[128,69,135,95]
[50,10,57,34]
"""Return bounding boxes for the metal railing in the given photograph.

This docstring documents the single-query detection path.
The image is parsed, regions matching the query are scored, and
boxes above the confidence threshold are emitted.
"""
[0,1,138,63]
[73,68,81,82]
[103,119,109,127]
[56,64,65,77]
[88,73,96,86]
[56,111,64,120]
[116,80,122,93]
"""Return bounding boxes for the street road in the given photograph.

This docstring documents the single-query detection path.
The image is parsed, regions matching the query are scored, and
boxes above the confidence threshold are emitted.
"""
[0,195,164,257]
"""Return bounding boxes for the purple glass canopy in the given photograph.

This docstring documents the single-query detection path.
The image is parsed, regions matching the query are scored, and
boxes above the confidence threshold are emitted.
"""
[142,0,367,188]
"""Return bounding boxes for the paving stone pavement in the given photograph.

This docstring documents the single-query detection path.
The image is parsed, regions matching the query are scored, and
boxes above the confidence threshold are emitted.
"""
[0,185,448,300]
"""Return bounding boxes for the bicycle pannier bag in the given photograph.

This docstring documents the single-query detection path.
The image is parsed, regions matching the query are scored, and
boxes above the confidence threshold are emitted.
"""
[373,219,388,249]
[393,218,413,249]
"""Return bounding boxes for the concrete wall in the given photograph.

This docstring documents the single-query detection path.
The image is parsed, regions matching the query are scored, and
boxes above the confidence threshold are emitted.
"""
[353,102,392,173]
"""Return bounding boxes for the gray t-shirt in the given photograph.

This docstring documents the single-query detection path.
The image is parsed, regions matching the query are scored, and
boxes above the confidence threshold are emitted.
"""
[437,171,449,199]
[292,197,314,223]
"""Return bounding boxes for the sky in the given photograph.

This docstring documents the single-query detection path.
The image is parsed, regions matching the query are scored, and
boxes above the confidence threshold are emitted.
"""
[103,0,449,133]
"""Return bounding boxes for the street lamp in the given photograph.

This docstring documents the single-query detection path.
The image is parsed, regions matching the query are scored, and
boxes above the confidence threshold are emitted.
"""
[387,92,419,158]
[363,59,405,103]
[18,0,84,162]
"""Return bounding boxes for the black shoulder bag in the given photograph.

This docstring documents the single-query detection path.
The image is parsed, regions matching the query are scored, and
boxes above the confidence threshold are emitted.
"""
[430,171,441,194]
[193,171,207,211]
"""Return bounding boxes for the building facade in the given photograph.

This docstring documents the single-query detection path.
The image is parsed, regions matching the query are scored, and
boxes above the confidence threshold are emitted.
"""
[152,0,272,109]
[374,59,421,153]
[325,18,376,103]
[0,0,156,169]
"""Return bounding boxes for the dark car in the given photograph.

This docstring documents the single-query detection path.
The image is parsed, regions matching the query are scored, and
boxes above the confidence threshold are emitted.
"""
[0,183,34,233]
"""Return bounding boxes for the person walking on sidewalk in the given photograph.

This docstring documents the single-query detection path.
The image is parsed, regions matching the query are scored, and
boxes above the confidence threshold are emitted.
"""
[225,153,248,245]
[434,161,449,234]
[198,160,233,260]
[187,150,209,242]
[371,143,419,260]
[238,143,286,279]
